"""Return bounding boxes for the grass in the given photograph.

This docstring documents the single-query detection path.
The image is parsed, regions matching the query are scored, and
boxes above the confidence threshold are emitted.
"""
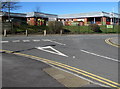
[11,25,120,34]
[63,25,120,34]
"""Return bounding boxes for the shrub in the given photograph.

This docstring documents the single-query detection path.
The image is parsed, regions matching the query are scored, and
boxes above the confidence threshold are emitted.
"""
[89,24,102,33]
[48,21,63,34]
[63,29,71,33]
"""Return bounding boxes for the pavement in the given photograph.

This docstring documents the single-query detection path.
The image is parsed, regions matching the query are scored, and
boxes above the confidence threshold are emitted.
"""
[109,37,119,46]
[1,34,119,88]
[105,37,120,48]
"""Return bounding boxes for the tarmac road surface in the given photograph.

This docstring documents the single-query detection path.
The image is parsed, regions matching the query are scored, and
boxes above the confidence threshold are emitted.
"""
[1,34,119,88]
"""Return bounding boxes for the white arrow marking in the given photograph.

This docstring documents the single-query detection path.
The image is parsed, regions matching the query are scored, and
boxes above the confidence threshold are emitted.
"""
[36,46,68,57]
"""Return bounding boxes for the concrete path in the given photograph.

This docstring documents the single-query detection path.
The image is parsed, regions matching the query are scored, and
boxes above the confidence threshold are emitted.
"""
[105,37,120,48]
[110,37,119,45]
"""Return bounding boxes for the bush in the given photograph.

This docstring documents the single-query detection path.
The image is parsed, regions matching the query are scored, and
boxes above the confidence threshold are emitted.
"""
[63,29,71,33]
[89,24,102,33]
[48,21,63,34]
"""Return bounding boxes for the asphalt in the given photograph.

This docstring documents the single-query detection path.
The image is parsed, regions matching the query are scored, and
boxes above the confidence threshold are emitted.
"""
[2,53,67,87]
[1,34,119,88]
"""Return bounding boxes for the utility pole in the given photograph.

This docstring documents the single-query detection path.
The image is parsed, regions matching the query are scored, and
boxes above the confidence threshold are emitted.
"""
[8,2,11,22]
[118,1,120,25]
[112,7,115,25]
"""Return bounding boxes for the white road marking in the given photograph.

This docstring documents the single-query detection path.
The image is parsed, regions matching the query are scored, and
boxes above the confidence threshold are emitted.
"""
[73,56,76,59]
[33,40,40,42]
[36,46,68,57]
[23,40,30,42]
[42,39,66,46]
[20,53,107,87]
[42,39,50,41]
[81,49,120,62]
[12,40,20,43]
[0,41,9,43]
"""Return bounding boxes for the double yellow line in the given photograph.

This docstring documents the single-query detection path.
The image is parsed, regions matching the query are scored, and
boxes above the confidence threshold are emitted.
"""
[105,38,120,48]
[1,49,120,88]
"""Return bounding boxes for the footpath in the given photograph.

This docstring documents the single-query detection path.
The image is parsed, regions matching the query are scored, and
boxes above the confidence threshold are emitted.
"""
[106,37,120,48]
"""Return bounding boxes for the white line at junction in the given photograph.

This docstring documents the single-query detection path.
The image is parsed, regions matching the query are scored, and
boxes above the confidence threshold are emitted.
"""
[12,40,20,43]
[33,40,40,42]
[0,41,9,43]
[23,40,30,42]
[81,49,120,62]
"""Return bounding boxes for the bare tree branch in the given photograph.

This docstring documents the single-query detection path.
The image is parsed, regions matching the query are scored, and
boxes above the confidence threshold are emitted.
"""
[1,0,21,22]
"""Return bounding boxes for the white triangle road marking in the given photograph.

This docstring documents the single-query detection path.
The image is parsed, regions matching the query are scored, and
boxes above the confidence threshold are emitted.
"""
[35,46,68,57]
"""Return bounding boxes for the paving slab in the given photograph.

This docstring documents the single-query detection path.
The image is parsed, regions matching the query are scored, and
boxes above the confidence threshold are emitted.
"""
[43,67,91,87]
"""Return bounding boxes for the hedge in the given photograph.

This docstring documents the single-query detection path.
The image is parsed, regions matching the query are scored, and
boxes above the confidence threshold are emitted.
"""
[63,25,120,34]
[11,24,120,34]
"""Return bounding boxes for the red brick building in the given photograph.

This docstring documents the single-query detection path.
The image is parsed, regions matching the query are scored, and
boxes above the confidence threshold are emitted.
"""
[0,11,120,26]
[58,12,120,26]
[0,11,58,26]
[26,12,57,25]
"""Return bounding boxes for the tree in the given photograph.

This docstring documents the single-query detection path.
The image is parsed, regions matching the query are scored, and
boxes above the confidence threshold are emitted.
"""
[0,0,21,22]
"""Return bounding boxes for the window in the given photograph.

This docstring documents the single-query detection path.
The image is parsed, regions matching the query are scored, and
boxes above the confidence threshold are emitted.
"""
[28,18,30,21]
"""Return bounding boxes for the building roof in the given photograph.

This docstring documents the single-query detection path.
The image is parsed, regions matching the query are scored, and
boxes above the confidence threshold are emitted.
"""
[1,11,120,19]
[0,11,58,18]
[0,11,26,17]
[58,12,120,19]
[26,12,58,18]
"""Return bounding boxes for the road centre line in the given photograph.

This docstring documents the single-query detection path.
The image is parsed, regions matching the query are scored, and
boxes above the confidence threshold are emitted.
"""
[1,49,119,87]
[81,50,119,62]
[0,41,9,43]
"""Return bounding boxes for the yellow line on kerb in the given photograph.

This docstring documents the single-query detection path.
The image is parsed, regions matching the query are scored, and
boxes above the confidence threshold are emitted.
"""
[1,49,120,88]
[105,38,120,48]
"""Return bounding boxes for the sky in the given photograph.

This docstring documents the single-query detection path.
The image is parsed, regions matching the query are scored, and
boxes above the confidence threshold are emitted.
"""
[12,2,119,15]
